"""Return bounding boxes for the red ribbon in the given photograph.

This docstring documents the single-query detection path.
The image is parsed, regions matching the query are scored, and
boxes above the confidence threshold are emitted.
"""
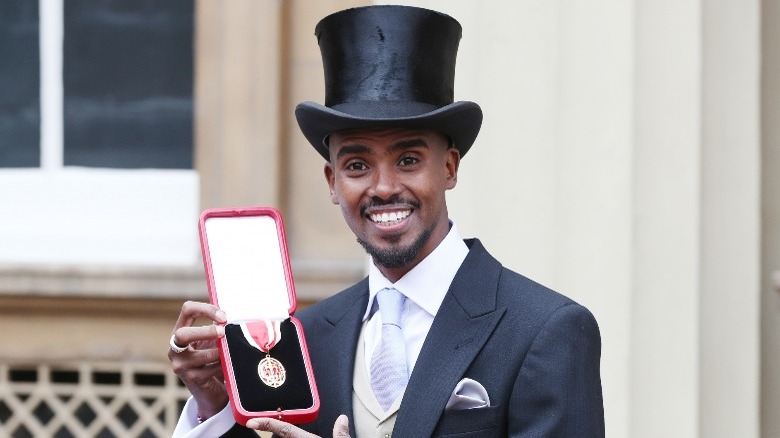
[241,320,281,352]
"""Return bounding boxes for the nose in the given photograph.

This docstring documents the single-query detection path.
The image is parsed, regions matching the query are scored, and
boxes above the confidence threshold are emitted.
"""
[368,165,401,200]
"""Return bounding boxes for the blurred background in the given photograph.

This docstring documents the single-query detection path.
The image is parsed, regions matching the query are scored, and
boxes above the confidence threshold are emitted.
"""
[0,0,777,436]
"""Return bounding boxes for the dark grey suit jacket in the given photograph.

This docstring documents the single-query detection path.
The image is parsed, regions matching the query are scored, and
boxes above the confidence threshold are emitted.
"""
[226,239,604,437]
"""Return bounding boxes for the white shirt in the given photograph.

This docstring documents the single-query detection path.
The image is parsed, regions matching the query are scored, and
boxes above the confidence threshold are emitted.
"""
[362,222,469,378]
[173,222,469,437]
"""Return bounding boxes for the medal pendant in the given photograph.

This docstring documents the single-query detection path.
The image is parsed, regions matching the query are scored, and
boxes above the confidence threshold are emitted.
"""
[258,354,286,388]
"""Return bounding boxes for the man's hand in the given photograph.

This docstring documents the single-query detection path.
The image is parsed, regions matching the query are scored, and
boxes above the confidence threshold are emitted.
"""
[168,300,229,420]
[245,414,351,438]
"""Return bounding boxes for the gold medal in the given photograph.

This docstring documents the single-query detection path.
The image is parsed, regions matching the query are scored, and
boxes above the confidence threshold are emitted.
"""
[258,354,286,388]
[241,320,286,387]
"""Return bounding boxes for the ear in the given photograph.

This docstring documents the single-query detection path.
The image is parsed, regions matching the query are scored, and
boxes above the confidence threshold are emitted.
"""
[444,147,460,190]
[324,163,339,204]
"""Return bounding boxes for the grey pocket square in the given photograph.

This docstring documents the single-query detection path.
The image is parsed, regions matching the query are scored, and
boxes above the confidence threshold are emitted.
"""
[445,378,491,410]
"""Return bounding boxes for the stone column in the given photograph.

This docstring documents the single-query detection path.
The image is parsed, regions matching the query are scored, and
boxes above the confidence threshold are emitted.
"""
[195,0,283,210]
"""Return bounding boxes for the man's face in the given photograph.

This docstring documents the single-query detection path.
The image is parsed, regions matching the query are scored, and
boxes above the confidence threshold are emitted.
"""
[324,128,460,280]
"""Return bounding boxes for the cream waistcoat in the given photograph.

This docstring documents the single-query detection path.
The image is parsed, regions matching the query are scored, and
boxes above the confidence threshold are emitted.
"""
[352,321,402,437]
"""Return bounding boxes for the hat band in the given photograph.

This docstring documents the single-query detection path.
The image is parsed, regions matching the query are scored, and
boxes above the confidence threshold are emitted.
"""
[330,101,441,120]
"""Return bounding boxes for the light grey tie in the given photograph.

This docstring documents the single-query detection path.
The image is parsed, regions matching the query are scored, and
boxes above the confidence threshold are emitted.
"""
[370,287,408,411]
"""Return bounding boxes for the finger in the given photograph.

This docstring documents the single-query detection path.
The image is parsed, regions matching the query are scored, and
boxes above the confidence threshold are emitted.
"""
[245,418,318,438]
[173,301,227,331]
[333,414,350,437]
[172,324,225,348]
[170,346,222,374]
[176,365,224,390]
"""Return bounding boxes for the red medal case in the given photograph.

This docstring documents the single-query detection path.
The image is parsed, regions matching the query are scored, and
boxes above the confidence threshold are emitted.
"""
[199,207,320,425]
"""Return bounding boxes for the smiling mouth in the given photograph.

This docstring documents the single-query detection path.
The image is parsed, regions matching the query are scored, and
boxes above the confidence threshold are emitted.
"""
[369,210,411,225]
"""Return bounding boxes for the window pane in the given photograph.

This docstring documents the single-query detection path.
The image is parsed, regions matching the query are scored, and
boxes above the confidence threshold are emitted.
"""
[63,0,194,169]
[0,1,41,168]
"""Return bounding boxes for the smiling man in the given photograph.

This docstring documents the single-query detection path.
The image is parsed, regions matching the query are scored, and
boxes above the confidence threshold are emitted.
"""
[326,128,457,281]
[170,5,604,438]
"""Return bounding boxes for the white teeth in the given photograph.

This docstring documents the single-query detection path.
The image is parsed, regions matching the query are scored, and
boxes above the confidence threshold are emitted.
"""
[370,210,410,224]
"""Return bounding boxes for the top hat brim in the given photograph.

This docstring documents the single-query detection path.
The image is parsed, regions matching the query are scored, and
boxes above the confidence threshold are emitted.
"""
[295,100,483,161]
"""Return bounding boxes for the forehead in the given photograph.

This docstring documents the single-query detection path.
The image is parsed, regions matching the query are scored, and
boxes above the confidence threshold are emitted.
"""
[328,128,448,147]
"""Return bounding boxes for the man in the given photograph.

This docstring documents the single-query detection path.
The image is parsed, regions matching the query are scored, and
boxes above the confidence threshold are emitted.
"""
[170,5,604,437]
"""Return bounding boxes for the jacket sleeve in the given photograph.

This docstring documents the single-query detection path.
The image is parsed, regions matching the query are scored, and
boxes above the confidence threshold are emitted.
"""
[220,423,261,437]
[508,303,605,437]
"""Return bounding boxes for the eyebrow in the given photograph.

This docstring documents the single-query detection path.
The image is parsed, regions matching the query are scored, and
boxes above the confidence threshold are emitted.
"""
[335,144,371,161]
[335,138,429,161]
[389,139,429,154]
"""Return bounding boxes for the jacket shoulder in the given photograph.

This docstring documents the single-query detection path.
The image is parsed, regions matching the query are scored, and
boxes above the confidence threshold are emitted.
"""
[465,238,595,322]
[296,277,369,326]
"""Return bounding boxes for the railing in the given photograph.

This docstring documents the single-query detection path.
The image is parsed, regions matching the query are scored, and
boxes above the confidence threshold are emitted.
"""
[0,361,190,437]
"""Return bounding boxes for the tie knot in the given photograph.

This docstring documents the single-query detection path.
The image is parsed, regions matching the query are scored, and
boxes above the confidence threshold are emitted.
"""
[376,288,405,327]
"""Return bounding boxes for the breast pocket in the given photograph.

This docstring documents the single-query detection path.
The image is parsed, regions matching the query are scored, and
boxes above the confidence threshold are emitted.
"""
[432,405,501,437]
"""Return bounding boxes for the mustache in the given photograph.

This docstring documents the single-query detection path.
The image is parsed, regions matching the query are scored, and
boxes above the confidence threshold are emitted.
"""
[360,196,420,215]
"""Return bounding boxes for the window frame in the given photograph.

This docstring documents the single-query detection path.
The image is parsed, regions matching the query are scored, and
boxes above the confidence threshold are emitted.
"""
[0,0,199,268]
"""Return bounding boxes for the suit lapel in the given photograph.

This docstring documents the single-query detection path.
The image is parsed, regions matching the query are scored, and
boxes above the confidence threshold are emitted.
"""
[302,280,368,437]
[393,239,506,437]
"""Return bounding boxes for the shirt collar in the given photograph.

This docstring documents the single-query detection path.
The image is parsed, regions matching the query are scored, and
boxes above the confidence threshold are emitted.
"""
[363,221,470,321]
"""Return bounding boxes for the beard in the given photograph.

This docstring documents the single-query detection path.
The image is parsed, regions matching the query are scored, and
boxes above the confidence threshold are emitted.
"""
[355,195,431,269]
[357,226,433,269]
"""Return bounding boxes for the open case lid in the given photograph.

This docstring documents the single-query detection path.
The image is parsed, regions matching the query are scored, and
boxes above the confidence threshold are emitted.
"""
[199,207,296,322]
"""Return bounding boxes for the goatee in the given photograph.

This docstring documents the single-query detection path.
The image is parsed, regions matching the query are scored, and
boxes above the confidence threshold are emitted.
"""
[357,227,433,269]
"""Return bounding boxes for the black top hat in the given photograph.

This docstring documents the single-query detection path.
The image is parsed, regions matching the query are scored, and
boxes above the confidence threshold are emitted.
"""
[295,5,483,161]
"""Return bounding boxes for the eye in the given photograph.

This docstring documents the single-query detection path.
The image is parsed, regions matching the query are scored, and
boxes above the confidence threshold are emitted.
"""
[398,155,419,166]
[345,160,368,172]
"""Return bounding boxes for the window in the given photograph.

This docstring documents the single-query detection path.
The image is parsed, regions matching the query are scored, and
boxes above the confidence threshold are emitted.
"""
[0,0,198,268]
[63,1,194,169]
[0,2,40,167]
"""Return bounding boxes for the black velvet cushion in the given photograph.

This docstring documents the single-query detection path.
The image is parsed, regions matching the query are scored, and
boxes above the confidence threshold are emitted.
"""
[224,319,315,413]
